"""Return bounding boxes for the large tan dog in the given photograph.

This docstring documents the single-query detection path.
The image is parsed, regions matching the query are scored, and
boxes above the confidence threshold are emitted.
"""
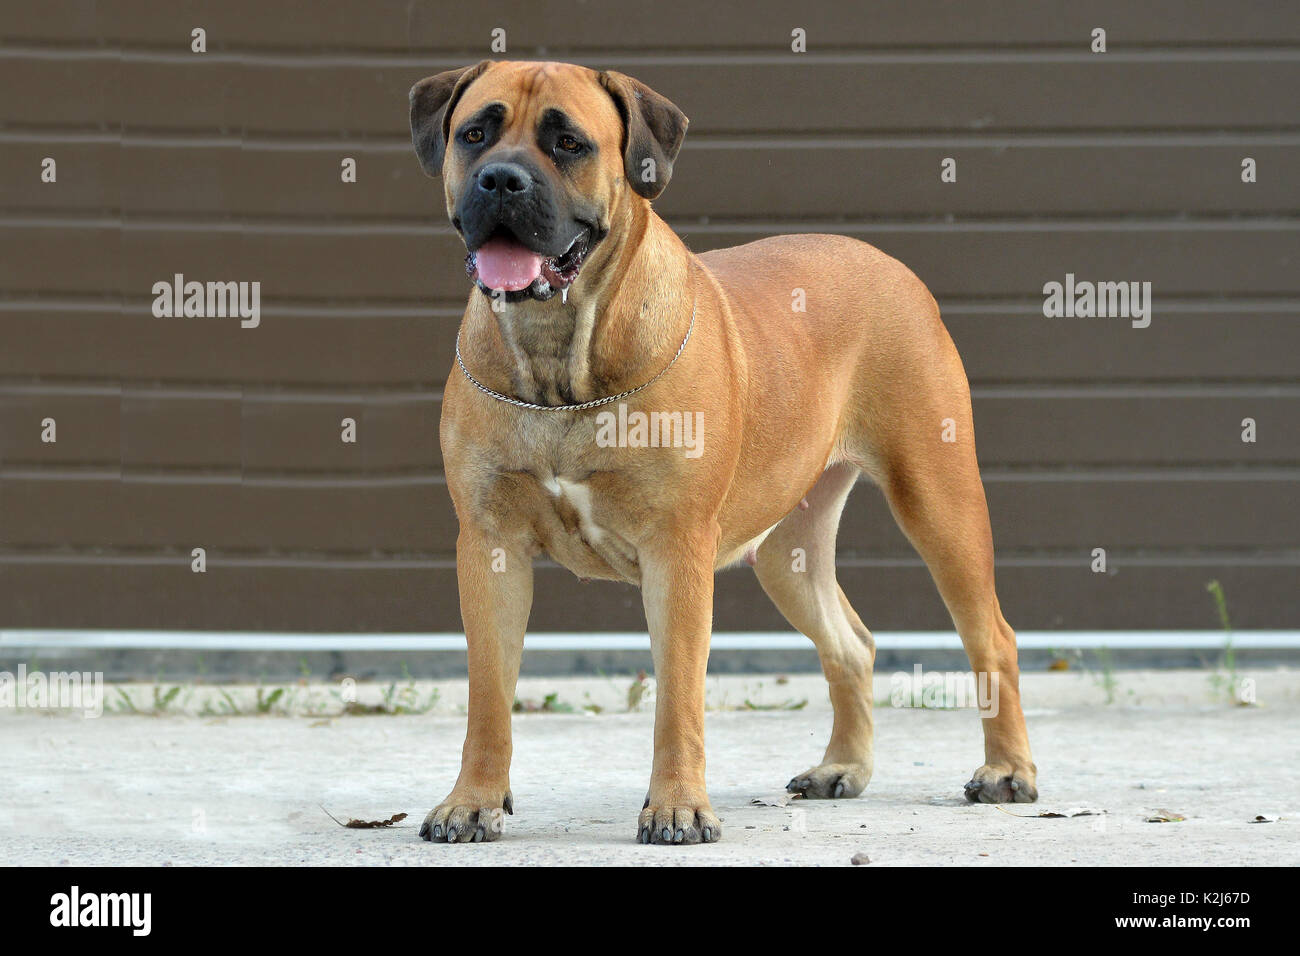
[409,60,1037,846]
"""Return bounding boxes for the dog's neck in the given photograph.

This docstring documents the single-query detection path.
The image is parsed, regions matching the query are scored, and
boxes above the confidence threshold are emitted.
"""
[460,207,695,407]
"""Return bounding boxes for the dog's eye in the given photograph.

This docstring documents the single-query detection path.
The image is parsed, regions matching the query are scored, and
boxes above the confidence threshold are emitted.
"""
[462,128,484,145]
[556,135,583,154]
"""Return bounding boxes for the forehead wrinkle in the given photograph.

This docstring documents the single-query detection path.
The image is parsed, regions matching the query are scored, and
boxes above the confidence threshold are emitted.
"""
[468,65,552,138]
[518,65,572,130]
[460,62,620,146]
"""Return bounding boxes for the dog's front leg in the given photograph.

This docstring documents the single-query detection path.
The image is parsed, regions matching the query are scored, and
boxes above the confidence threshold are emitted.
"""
[637,531,722,845]
[420,526,532,843]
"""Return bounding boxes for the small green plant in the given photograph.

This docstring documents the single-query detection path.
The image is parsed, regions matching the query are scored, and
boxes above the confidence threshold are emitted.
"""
[152,684,182,714]
[1093,646,1118,705]
[256,687,285,714]
[542,692,573,713]
[1063,646,1120,704]
[1205,579,1245,704]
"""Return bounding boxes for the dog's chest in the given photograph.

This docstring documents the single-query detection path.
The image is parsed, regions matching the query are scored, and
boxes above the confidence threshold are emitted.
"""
[464,411,639,581]
[534,471,641,584]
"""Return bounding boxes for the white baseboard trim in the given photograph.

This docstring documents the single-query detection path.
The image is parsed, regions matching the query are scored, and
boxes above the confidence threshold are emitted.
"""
[1,629,1295,652]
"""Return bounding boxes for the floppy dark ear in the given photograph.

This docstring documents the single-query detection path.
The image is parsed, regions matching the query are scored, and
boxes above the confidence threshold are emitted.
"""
[599,70,689,200]
[409,60,492,177]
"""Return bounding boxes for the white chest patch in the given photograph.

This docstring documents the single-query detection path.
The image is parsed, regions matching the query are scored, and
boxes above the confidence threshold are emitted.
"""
[553,477,605,544]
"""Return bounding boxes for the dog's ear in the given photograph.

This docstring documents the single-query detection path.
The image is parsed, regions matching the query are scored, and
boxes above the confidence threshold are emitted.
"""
[599,70,689,200]
[409,60,492,177]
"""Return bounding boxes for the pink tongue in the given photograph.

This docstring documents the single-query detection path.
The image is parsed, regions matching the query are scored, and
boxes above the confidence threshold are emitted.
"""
[474,236,544,291]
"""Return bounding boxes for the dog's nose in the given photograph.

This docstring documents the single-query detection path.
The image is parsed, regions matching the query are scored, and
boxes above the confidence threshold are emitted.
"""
[475,162,533,199]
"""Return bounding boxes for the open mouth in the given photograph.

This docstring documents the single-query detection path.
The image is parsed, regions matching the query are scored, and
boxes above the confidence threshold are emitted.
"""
[465,227,592,302]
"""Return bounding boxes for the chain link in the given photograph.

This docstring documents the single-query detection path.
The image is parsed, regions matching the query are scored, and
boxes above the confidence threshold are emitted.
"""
[454,298,697,412]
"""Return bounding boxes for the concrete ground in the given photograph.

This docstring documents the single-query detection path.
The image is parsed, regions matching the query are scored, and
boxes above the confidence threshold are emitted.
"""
[1,669,1297,866]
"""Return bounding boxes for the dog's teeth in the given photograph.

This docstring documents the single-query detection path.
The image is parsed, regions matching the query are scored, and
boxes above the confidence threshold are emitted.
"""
[561,287,568,304]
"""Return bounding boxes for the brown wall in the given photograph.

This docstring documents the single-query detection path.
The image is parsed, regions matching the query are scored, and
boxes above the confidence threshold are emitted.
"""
[1,1,1297,631]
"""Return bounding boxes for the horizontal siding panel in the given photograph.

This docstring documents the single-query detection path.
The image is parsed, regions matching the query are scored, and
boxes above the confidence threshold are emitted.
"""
[9,139,1297,218]
[849,477,1300,553]
[0,389,120,464]
[942,306,1300,383]
[0,139,117,211]
[217,58,1300,135]
[2,305,1295,386]
[3,391,1296,469]
[5,221,1296,299]
[973,394,1299,465]
[6,58,1297,134]
[8,2,1300,48]
[0,560,1293,630]
[0,477,446,551]
[0,306,459,386]
[241,395,440,472]
[123,392,241,468]
[2,474,1294,553]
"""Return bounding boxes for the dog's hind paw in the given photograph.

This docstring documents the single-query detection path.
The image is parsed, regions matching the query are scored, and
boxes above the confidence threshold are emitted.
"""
[963,764,1038,804]
[786,761,872,799]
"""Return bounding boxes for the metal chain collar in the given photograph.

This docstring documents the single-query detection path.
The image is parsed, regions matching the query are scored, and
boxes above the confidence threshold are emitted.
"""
[454,298,697,412]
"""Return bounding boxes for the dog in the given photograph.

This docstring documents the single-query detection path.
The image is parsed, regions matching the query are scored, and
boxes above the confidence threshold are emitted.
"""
[409,60,1037,845]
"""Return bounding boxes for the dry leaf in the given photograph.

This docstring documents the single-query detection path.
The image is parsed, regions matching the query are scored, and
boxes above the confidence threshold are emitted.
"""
[1249,814,1280,824]
[321,807,409,829]
[345,812,408,829]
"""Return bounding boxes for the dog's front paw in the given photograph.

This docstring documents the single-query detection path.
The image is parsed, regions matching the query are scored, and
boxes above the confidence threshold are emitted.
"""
[637,802,722,845]
[419,789,513,843]
[963,763,1037,804]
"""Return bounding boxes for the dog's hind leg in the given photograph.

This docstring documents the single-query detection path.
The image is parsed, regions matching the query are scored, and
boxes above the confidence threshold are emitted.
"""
[753,462,876,799]
[864,408,1038,804]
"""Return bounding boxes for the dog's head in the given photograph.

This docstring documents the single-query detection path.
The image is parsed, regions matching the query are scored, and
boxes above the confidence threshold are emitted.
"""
[409,60,688,302]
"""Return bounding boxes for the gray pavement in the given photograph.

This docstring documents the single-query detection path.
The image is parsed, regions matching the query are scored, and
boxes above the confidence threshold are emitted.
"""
[1,670,1297,866]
